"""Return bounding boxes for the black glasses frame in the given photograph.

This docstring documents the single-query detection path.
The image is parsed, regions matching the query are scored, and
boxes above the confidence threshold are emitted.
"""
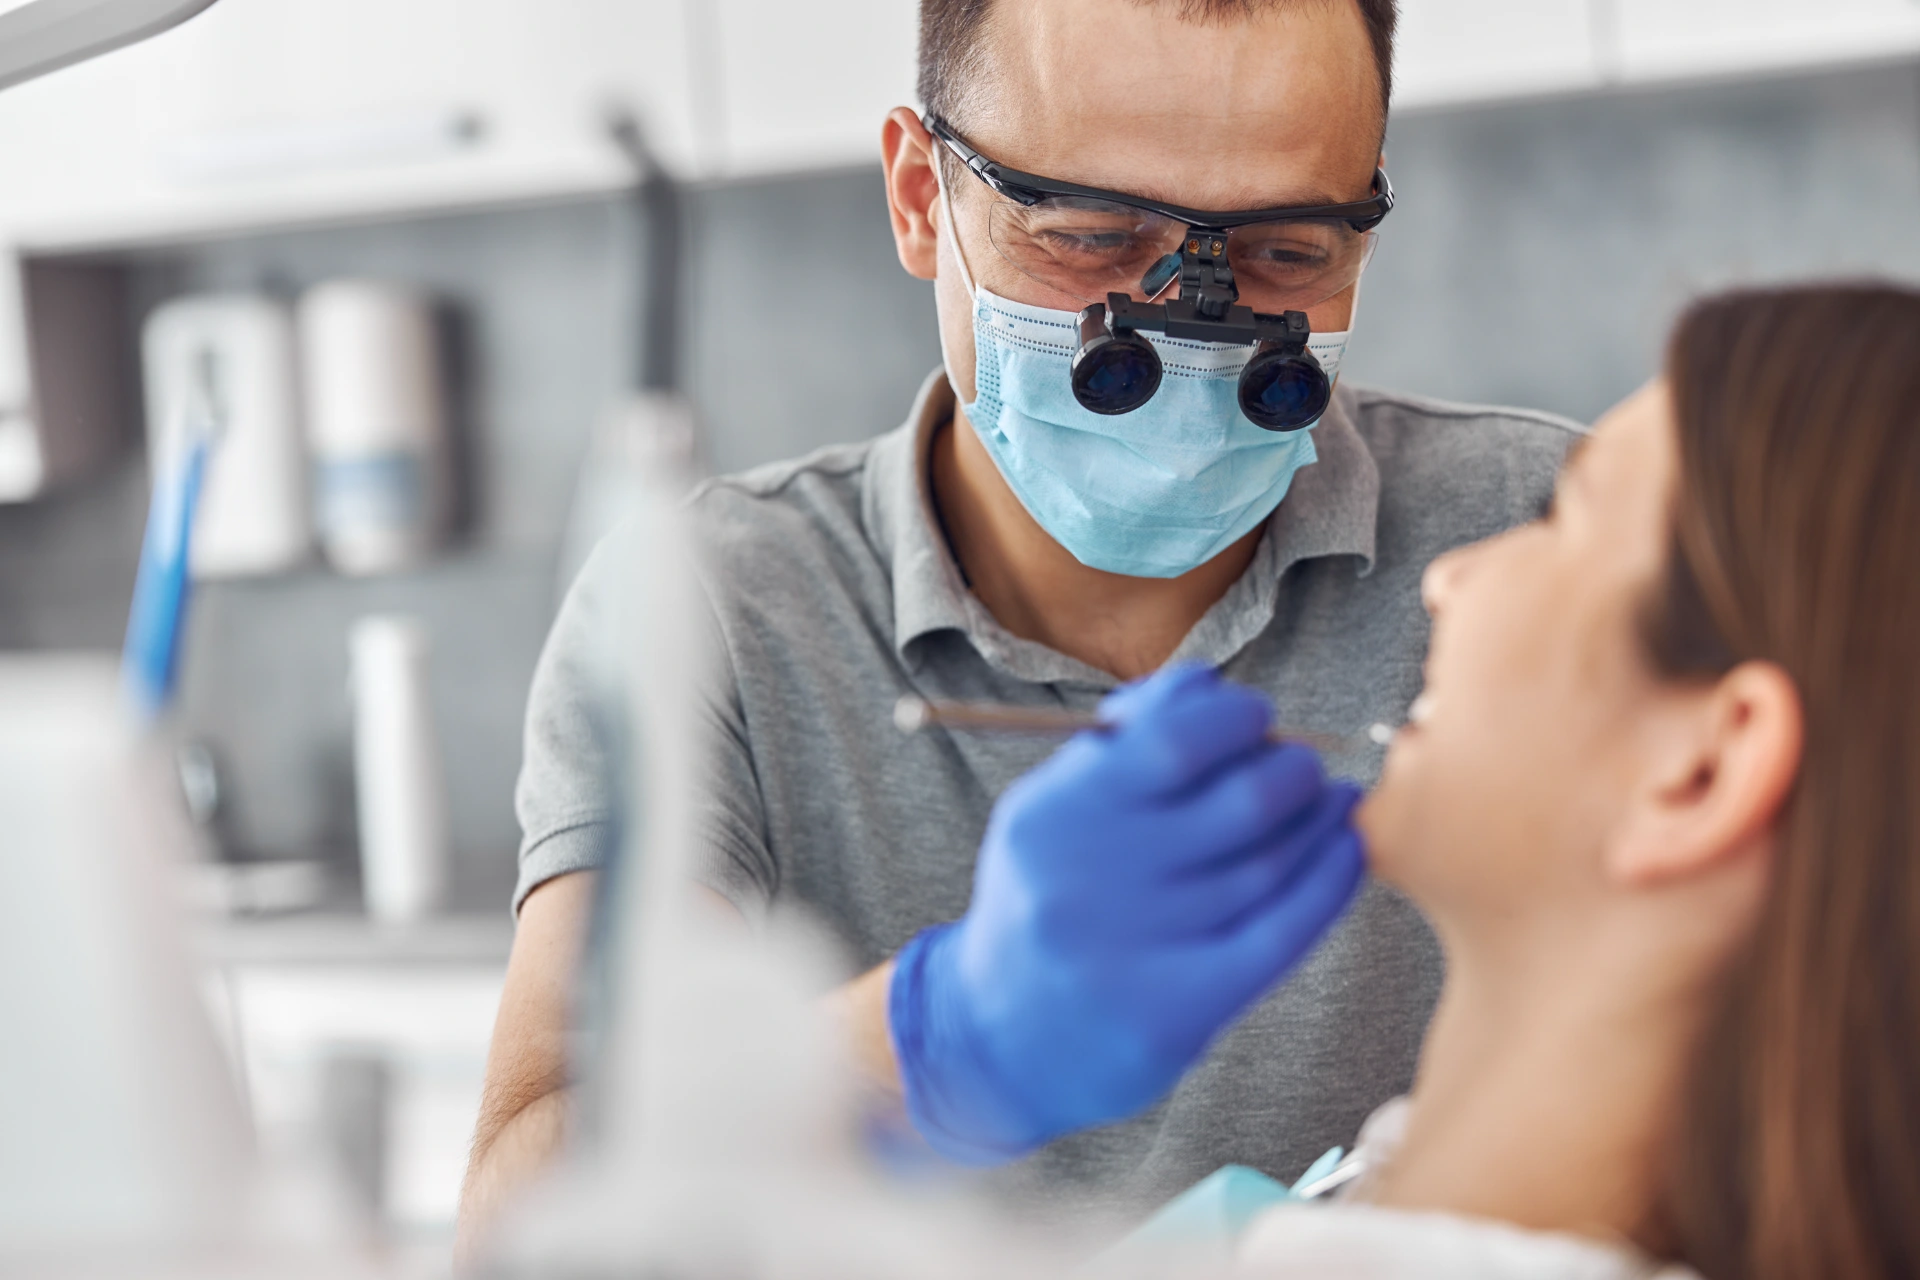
[923,113,1394,233]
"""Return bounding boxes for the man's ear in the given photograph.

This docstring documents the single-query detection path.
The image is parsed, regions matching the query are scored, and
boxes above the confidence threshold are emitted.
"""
[1606,661,1803,889]
[882,107,941,281]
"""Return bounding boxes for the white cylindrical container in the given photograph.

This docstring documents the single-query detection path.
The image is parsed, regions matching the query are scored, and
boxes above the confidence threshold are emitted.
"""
[349,616,449,923]
[143,294,310,578]
[301,281,450,576]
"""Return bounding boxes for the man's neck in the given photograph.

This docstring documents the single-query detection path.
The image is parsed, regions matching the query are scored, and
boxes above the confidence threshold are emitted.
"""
[1365,924,1703,1250]
[929,405,1260,682]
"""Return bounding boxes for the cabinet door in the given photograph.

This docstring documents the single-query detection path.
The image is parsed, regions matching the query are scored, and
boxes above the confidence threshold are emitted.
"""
[1614,0,1920,81]
[1395,0,1600,110]
[0,0,702,249]
[704,0,918,178]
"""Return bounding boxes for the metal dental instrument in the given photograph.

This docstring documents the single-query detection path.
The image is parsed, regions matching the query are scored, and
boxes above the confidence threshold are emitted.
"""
[1291,1151,1368,1201]
[894,696,1397,754]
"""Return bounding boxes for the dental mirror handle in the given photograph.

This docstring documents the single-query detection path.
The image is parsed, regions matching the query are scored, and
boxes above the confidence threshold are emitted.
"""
[894,696,1395,755]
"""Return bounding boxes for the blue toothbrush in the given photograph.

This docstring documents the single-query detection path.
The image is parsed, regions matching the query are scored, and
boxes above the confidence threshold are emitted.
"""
[123,349,222,718]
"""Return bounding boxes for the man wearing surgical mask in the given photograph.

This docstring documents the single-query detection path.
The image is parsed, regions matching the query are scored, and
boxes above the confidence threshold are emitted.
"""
[460,0,1578,1246]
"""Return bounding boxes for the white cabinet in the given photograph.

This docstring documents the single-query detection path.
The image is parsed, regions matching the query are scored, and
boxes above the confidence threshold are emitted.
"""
[0,0,923,252]
[197,915,511,1230]
[0,0,1917,245]
[1395,0,1601,110]
[0,0,705,251]
[1393,0,1920,115]
[703,0,917,177]
[214,964,505,1229]
[0,0,717,500]
[1613,0,1920,82]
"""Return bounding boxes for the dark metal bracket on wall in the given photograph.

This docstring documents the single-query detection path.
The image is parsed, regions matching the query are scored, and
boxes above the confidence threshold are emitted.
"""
[607,112,684,396]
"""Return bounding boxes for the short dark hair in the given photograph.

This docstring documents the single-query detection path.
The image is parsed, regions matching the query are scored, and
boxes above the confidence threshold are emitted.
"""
[918,0,1397,133]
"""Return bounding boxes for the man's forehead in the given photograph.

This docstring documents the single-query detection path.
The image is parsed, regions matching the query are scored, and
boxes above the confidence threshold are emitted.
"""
[962,0,1384,209]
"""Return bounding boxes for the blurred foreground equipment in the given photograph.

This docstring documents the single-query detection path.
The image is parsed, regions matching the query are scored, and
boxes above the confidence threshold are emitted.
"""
[0,656,382,1278]
[0,658,245,1254]
[482,406,1090,1280]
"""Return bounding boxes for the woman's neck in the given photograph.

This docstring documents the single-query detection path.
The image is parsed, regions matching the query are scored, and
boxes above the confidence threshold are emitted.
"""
[1365,923,1703,1249]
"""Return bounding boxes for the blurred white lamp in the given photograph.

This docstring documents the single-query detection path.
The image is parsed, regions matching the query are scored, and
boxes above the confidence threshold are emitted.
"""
[0,0,221,94]
[0,658,251,1259]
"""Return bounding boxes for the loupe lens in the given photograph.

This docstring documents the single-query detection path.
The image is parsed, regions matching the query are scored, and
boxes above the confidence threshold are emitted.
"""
[1073,308,1162,415]
[1239,345,1330,431]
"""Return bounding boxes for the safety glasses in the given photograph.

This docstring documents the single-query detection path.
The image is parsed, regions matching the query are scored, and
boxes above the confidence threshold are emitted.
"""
[925,114,1393,315]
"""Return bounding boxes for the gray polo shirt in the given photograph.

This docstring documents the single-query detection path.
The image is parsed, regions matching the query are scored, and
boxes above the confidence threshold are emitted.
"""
[515,371,1578,1222]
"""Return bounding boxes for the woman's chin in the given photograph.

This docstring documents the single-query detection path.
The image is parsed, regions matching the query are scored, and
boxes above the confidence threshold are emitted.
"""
[1354,780,1410,889]
[1357,707,1432,889]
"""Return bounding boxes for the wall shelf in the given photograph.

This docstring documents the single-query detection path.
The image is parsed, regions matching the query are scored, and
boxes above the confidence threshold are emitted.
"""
[195,911,514,968]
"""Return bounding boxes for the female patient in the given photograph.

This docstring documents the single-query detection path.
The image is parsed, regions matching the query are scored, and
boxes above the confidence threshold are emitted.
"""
[1237,283,1920,1278]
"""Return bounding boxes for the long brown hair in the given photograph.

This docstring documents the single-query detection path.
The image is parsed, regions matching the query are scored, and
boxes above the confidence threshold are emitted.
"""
[1646,283,1920,1278]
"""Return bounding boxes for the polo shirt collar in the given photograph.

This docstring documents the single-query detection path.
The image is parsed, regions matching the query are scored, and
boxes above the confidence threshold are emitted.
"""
[865,370,1380,688]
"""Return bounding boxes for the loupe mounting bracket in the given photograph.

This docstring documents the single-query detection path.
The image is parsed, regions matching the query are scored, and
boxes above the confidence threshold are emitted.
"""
[1069,225,1329,429]
[1100,293,1313,352]
[1104,225,1311,350]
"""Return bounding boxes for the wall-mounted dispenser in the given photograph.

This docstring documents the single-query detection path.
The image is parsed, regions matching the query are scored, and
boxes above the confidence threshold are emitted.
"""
[142,293,309,579]
[300,281,450,577]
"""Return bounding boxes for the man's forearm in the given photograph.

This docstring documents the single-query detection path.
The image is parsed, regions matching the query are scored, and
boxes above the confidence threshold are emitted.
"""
[824,960,902,1100]
[456,872,595,1264]
[701,887,905,1100]
[455,1087,571,1265]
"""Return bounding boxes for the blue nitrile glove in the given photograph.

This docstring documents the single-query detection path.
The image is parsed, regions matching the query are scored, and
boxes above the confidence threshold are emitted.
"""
[888,663,1366,1164]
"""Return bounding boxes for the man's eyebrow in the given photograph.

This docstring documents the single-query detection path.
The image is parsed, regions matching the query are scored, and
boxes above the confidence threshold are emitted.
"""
[1126,181,1355,211]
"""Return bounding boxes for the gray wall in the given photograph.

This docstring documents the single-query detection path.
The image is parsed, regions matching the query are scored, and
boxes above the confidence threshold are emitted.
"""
[0,59,1914,904]
[1351,62,1920,422]
[125,200,637,905]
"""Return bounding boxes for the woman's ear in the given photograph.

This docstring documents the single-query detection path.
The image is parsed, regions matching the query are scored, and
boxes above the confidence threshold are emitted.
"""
[1605,661,1803,889]
[882,107,942,281]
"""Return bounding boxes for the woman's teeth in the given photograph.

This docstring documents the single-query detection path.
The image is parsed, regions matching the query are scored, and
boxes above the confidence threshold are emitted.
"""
[1367,693,1434,747]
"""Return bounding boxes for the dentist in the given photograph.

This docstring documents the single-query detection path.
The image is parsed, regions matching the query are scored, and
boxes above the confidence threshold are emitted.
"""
[461,0,1580,1243]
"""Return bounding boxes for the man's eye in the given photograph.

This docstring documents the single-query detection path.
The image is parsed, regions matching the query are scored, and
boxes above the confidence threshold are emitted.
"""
[1037,229,1136,256]
[1242,245,1329,270]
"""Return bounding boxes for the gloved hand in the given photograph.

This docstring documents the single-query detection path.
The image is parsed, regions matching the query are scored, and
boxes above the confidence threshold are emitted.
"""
[888,663,1366,1164]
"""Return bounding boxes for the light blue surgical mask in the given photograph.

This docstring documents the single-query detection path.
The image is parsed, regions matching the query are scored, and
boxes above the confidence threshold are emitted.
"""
[939,166,1353,580]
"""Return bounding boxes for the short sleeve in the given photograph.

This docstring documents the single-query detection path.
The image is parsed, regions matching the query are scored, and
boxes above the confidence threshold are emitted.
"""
[513,520,780,920]
[512,542,622,914]
[688,625,778,921]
